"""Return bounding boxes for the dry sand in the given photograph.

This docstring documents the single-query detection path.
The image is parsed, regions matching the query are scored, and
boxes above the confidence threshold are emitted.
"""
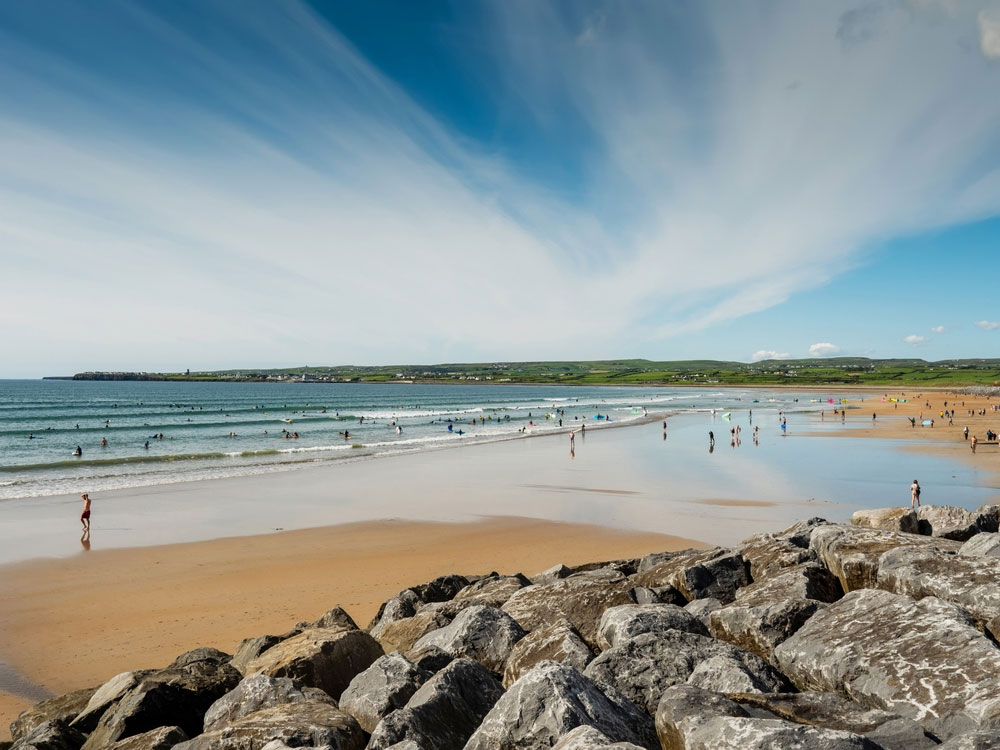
[0,516,701,737]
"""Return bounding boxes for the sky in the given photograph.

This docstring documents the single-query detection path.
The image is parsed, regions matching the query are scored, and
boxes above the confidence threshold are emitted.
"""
[1,0,999,377]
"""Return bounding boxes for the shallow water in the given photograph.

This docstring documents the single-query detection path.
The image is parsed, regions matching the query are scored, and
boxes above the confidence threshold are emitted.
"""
[0,405,995,565]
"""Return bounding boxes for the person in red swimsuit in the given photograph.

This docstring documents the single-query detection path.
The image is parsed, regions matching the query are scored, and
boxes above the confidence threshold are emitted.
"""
[81,493,92,530]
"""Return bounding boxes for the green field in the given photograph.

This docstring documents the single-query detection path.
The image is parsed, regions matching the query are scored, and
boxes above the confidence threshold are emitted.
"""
[58,358,1000,387]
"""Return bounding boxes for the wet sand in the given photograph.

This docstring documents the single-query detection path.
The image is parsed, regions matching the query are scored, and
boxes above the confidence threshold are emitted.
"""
[0,517,700,737]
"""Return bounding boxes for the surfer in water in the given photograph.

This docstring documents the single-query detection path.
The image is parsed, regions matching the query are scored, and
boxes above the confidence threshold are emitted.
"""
[72,445,82,457]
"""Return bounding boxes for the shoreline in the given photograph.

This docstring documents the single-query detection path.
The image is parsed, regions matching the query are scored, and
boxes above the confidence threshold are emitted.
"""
[0,516,703,737]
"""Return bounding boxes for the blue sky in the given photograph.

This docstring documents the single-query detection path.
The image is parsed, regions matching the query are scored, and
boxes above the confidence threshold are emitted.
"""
[1,0,999,377]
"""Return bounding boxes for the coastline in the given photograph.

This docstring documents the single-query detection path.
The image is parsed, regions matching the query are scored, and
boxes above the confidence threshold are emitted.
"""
[0,516,702,738]
[3,386,998,738]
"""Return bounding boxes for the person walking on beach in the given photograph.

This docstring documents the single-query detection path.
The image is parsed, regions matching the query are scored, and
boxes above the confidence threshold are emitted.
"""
[80,493,92,530]
[964,426,969,440]
[910,480,921,509]
[971,435,978,453]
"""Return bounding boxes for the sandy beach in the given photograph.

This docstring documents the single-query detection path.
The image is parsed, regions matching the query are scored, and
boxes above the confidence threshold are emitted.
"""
[2,386,998,738]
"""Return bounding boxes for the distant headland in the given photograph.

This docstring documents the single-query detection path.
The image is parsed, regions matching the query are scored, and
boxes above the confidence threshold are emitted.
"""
[43,357,1000,387]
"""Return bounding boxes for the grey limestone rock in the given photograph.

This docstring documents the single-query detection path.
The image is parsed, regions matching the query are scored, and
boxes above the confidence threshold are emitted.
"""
[232,636,290,676]
[850,507,920,535]
[773,588,1000,739]
[938,731,1000,749]
[629,585,687,606]
[633,549,749,604]
[366,658,503,750]
[730,692,936,750]
[451,573,530,608]
[338,652,429,733]
[411,605,525,675]
[502,619,593,689]
[596,604,708,650]
[465,662,657,750]
[707,562,841,659]
[917,505,982,541]
[81,657,241,749]
[551,726,646,748]
[404,644,453,674]
[682,598,722,628]
[71,672,155,733]
[501,571,634,649]
[736,531,815,581]
[637,551,681,574]
[11,688,96,742]
[244,628,383,700]
[310,607,359,632]
[103,726,188,750]
[9,721,87,750]
[809,523,960,592]
[203,674,335,732]
[376,611,452,656]
[369,591,423,639]
[584,629,789,715]
[976,505,1000,533]
[533,564,572,584]
[876,545,1000,637]
[960,533,1000,558]
[174,701,365,750]
[655,685,881,750]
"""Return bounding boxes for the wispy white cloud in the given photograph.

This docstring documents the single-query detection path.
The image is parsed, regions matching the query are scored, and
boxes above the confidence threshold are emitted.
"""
[976,320,1000,331]
[904,334,926,344]
[751,350,791,361]
[809,342,841,357]
[979,9,1000,59]
[931,325,946,333]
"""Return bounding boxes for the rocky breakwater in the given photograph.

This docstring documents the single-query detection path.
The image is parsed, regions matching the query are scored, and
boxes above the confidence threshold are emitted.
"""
[9,503,1000,750]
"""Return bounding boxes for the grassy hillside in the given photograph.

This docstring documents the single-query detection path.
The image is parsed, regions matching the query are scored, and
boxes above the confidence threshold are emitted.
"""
[60,358,1000,387]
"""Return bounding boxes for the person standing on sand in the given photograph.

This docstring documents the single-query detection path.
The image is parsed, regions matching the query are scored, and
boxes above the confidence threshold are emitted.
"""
[910,480,921,509]
[80,493,92,530]
[964,426,969,440]
[971,435,978,453]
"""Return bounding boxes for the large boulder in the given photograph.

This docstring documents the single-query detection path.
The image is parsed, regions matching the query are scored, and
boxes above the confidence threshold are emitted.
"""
[773,589,1000,739]
[629,585,687,606]
[173,701,365,750]
[369,590,422,639]
[730,692,937,750]
[596,604,708,650]
[633,549,749,604]
[736,525,819,581]
[850,508,919,535]
[584,630,790,715]
[683,599,722,628]
[976,505,1000,534]
[960,533,1000,559]
[938,731,1000,749]
[203,674,334,732]
[451,574,531,609]
[366,658,503,750]
[245,628,383,699]
[501,570,635,649]
[11,688,96,741]
[71,672,155,733]
[411,605,525,675]
[103,726,188,750]
[309,607,359,631]
[809,524,960,592]
[551,725,646,749]
[376,611,452,656]
[917,506,982,541]
[465,662,657,750]
[338,652,430,733]
[502,619,594,689]
[654,685,881,750]
[876,545,1000,637]
[232,636,291,676]
[81,656,241,749]
[708,562,842,660]
[9,721,87,750]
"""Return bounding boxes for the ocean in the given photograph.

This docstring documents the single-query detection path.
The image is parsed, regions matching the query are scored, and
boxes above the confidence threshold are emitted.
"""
[0,380,817,500]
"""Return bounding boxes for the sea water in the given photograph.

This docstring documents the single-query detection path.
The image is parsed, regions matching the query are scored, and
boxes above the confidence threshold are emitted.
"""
[0,380,820,500]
